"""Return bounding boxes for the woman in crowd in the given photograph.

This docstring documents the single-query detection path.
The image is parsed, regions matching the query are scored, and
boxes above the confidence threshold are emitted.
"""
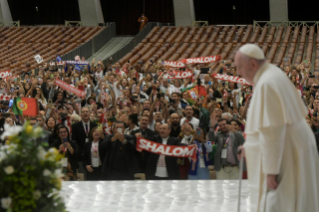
[188,128,212,180]
[46,117,56,133]
[50,125,78,181]
[83,127,106,181]
[178,122,194,179]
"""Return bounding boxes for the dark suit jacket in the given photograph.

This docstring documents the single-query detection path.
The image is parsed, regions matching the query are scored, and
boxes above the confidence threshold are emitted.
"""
[71,121,97,158]
[145,136,181,180]
[314,132,319,154]
[50,139,79,170]
[213,132,245,171]
[83,139,106,169]
[101,134,140,179]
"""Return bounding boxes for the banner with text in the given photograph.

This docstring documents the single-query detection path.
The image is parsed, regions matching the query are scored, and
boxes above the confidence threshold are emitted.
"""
[136,138,196,158]
[212,73,252,86]
[164,70,193,79]
[0,94,11,100]
[164,61,186,68]
[0,70,17,82]
[54,79,85,97]
[180,55,221,64]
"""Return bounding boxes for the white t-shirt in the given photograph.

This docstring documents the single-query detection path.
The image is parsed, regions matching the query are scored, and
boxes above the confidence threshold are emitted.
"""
[155,137,169,177]
[94,71,103,81]
[180,117,199,130]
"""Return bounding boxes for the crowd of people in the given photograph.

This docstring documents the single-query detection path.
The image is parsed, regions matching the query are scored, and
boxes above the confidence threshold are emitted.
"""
[0,55,318,181]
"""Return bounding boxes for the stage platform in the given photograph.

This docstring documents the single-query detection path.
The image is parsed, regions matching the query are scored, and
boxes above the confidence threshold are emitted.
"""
[62,180,250,212]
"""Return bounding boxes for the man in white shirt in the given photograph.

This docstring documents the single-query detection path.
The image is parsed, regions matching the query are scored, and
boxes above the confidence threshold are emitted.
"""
[145,124,182,180]
[180,106,199,129]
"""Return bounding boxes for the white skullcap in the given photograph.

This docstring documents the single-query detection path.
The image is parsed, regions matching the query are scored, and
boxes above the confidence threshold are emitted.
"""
[239,44,265,60]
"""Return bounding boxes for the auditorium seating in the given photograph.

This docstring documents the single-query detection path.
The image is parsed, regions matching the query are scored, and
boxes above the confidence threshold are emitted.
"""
[118,24,319,75]
[0,26,105,75]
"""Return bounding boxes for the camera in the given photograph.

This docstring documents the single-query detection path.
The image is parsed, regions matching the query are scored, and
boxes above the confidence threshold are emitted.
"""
[132,95,139,100]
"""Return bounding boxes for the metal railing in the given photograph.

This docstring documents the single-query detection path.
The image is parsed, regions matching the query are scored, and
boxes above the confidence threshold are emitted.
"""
[65,21,82,27]
[0,20,20,27]
[192,21,208,27]
[61,22,116,61]
[253,21,319,34]
[103,22,175,66]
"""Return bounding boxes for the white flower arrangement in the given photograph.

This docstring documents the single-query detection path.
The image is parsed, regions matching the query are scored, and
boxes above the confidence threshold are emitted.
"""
[3,166,14,175]
[0,124,23,140]
[1,197,12,209]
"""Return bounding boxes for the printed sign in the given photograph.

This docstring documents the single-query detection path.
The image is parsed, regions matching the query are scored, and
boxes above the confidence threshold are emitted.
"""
[180,55,221,64]
[136,138,196,158]
[34,55,43,64]
[54,79,85,97]
[212,73,252,86]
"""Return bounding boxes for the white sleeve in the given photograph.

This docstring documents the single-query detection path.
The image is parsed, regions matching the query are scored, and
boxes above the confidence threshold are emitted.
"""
[259,125,286,175]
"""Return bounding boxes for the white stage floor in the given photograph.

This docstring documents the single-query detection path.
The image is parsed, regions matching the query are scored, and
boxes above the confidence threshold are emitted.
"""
[62,180,250,212]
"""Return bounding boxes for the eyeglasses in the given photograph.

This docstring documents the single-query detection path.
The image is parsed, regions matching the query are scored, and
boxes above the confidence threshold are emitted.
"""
[59,131,67,134]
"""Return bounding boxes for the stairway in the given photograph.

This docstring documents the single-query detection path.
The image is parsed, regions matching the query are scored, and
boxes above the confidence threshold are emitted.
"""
[88,37,132,62]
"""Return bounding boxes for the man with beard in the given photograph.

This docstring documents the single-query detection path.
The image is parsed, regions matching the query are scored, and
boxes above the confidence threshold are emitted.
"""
[170,113,181,137]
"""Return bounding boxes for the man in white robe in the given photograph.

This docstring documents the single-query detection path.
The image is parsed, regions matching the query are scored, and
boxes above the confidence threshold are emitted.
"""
[235,44,319,212]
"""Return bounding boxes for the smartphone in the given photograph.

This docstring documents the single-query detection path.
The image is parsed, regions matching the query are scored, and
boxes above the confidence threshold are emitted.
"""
[196,128,201,136]
[200,68,209,74]
[303,60,308,63]
[309,75,315,78]
[216,98,222,103]
[63,137,68,144]
[75,77,79,82]
[117,128,123,133]
[8,99,13,108]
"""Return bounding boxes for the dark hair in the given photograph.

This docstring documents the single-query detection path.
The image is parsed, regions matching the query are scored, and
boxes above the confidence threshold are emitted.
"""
[57,125,70,140]
[128,114,138,126]
[141,115,150,120]
[89,126,100,141]
[218,118,228,123]
[171,92,181,98]
[231,119,241,126]
[45,117,56,129]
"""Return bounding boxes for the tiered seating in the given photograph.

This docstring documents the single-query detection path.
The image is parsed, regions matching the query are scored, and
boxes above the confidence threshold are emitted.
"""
[118,24,319,74]
[0,26,105,75]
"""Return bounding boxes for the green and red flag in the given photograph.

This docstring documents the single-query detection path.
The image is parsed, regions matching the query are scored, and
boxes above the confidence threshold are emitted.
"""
[181,84,207,105]
[12,97,38,116]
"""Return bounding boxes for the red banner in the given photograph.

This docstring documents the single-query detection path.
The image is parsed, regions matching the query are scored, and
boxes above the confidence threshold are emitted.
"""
[164,70,193,79]
[164,61,185,68]
[136,138,196,158]
[0,70,11,82]
[0,94,11,100]
[54,79,85,97]
[212,73,252,86]
[180,55,221,64]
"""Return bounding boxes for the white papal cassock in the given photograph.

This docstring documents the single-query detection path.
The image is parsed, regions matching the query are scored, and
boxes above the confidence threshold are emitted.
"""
[244,62,319,212]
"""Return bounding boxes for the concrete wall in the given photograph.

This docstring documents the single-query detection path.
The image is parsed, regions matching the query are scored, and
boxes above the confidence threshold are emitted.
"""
[78,0,104,26]
[269,0,288,21]
[0,0,13,26]
[173,0,195,26]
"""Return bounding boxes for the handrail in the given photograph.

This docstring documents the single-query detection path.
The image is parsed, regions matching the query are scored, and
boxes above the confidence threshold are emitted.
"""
[65,21,82,27]
[61,22,116,61]
[104,22,175,66]
[0,20,20,27]
[192,21,208,27]
[253,21,319,34]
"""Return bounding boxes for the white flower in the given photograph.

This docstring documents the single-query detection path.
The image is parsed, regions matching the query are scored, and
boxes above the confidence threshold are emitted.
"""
[34,127,43,135]
[33,190,42,200]
[48,148,56,154]
[0,124,23,140]
[4,166,14,175]
[1,197,12,209]
[43,169,52,177]
[0,151,7,163]
[37,146,46,160]
[54,168,64,179]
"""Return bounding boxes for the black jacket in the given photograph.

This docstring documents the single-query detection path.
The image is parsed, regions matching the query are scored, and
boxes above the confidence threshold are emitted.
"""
[83,139,106,169]
[50,139,79,170]
[145,136,181,180]
[101,134,140,179]
[71,121,97,158]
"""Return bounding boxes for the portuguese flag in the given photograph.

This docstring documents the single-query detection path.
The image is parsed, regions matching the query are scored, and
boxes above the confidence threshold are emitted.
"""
[12,97,38,116]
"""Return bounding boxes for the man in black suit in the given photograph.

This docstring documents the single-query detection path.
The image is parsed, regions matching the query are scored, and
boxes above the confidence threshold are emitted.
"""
[71,107,97,178]
[132,115,156,173]
[101,121,140,180]
[145,123,181,180]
